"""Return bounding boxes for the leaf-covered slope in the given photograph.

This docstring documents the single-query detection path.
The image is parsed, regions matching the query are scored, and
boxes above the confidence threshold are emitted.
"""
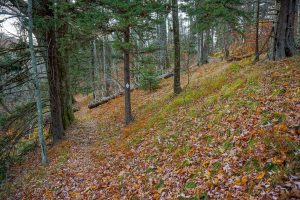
[1,57,299,199]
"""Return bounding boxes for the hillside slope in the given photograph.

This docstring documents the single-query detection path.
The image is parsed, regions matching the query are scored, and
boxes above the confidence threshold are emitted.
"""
[1,57,299,199]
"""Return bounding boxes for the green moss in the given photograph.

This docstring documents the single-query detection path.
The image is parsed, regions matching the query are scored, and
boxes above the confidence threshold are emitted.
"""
[244,158,261,173]
[260,111,271,126]
[248,139,257,149]
[221,79,244,99]
[180,157,193,168]
[272,112,286,123]
[264,163,282,172]
[271,88,286,96]
[210,161,222,176]
[187,108,199,118]
[229,63,241,72]
[260,112,286,126]
[57,149,70,165]
[156,179,164,189]
[202,135,214,144]
[236,99,259,110]
[175,144,191,156]
[127,136,144,147]
[223,140,234,150]
[16,140,36,157]
[146,69,231,129]
[185,181,197,189]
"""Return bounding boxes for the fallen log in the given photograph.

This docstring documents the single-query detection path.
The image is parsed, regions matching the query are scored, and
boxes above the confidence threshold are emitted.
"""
[158,72,174,79]
[88,71,173,109]
[88,92,124,109]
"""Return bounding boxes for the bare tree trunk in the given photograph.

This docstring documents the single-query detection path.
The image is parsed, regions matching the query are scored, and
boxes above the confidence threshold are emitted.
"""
[172,0,181,95]
[223,25,230,60]
[167,16,173,50]
[104,36,112,96]
[197,32,202,66]
[28,0,48,165]
[91,42,96,100]
[210,28,214,52]
[202,30,209,64]
[102,37,108,96]
[158,14,169,74]
[123,26,133,124]
[254,0,260,62]
[91,40,100,100]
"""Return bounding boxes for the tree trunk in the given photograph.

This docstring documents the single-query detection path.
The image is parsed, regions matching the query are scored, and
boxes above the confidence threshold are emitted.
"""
[172,0,181,95]
[123,26,133,124]
[91,40,99,100]
[197,31,202,66]
[210,28,214,52]
[8,0,74,142]
[273,0,298,60]
[60,41,74,129]
[28,0,48,165]
[161,14,169,71]
[45,29,65,141]
[45,4,74,140]
[254,0,260,62]
[157,13,169,74]
[202,30,209,64]
[223,25,230,60]
[298,3,300,39]
[103,36,112,96]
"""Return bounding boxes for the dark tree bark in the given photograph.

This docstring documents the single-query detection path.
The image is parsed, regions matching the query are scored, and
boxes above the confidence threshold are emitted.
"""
[60,46,74,129]
[202,30,209,64]
[273,0,298,60]
[172,0,181,95]
[198,30,209,65]
[123,26,133,124]
[223,25,230,60]
[8,0,74,141]
[45,29,65,141]
[254,0,260,62]
[298,3,300,39]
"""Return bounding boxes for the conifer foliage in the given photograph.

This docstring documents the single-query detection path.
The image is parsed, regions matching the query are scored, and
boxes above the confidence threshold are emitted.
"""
[0,0,299,198]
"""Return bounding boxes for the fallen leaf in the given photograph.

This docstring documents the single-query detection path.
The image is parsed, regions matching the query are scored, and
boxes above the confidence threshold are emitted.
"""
[256,171,265,180]
[241,176,248,185]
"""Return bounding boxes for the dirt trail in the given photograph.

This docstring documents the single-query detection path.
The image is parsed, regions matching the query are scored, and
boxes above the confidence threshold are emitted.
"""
[3,60,232,199]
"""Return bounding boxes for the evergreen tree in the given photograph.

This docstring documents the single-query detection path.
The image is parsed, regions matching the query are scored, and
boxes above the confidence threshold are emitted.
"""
[6,0,75,142]
[99,0,165,124]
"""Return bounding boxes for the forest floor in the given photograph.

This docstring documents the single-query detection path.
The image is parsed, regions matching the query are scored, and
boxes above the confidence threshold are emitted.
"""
[1,56,300,199]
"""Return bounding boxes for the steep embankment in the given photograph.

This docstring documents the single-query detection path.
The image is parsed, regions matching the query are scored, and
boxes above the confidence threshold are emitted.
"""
[1,57,299,199]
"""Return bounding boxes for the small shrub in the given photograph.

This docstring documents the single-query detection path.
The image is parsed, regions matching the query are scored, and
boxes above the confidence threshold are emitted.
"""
[229,63,241,72]
[0,157,9,182]
[139,65,160,91]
